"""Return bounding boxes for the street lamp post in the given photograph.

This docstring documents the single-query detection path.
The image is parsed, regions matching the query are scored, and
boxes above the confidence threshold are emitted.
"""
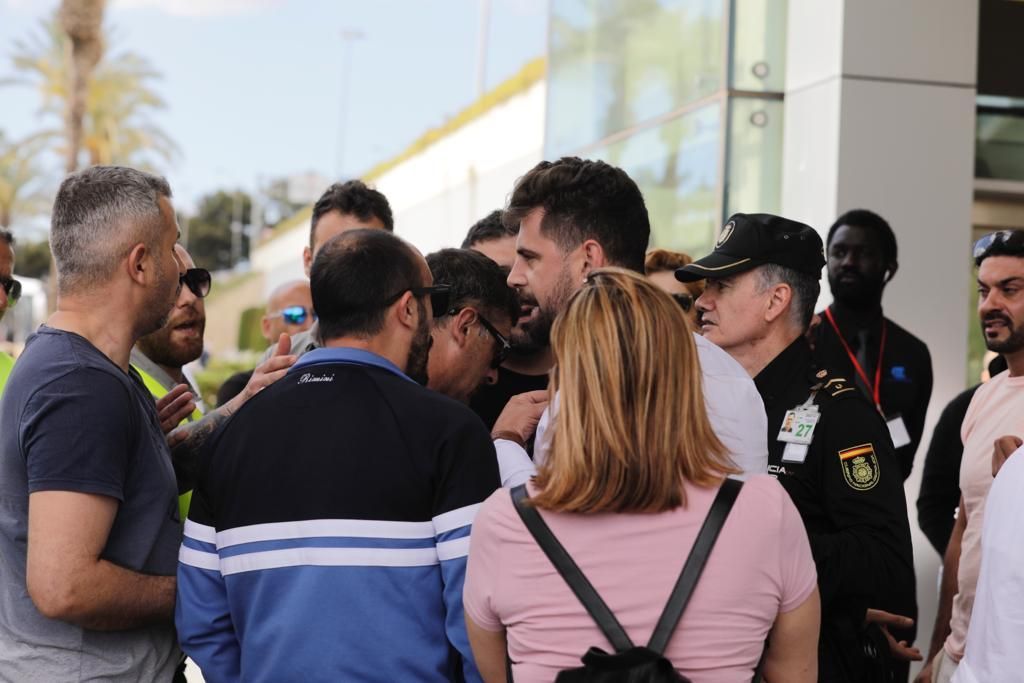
[336,28,366,180]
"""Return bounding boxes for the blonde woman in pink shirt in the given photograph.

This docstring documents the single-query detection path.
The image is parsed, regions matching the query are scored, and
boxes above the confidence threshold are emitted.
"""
[464,269,820,682]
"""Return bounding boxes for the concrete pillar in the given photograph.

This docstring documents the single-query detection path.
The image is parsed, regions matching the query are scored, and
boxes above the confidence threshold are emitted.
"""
[780,1,979,675]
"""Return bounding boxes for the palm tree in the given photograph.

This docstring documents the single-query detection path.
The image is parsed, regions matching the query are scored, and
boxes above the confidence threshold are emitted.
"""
[6,5,178,173]
[0,131,50,230]
[59,0,106,173]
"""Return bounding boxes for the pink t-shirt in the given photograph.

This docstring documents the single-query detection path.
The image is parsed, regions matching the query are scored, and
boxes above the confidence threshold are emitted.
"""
[945,371,1024,660]
[464,475,817,683]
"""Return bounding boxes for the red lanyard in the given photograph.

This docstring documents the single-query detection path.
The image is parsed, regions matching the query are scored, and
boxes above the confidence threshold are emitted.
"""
[823,307,887,410]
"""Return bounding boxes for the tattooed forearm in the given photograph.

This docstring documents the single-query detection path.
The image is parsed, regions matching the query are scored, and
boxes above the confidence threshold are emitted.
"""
[170,409,231,492]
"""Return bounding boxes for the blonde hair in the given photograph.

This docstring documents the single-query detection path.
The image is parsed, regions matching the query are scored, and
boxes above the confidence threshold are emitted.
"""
[532,268,737,513]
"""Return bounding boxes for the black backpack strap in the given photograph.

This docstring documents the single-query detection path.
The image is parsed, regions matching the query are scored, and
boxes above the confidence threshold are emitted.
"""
[509,485,634,653]
[647,477,743,654]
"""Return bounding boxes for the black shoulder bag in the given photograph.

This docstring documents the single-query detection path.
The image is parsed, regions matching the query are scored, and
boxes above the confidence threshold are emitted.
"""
[509,478,743,683]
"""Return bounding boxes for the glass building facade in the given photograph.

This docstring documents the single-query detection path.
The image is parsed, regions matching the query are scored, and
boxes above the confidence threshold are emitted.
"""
[545,0,788,254]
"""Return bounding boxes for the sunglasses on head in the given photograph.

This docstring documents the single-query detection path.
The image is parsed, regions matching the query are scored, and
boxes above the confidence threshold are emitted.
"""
[180,268,212,299]
[672,293,693,312]
[973,230,1024,260]
[1,276,21,303]
[273,305,316,326]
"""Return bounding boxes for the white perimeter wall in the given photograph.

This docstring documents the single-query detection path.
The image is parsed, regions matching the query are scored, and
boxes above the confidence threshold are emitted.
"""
[252,80,546,297]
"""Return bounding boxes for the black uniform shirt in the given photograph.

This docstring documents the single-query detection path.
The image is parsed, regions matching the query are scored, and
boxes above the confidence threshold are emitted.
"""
[755,337,917,681]
[812,305,933,480]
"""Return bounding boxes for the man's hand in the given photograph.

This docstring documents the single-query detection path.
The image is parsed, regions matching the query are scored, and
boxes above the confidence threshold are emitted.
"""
[221,333,296,418]
[992,435,1022,477]
[492,390,549,447]
[156,384,195,435]
[865,608,922,662]
[914,657,935,683]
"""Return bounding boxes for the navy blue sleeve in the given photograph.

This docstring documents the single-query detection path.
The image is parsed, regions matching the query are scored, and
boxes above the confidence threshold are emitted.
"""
[21,368,135,500]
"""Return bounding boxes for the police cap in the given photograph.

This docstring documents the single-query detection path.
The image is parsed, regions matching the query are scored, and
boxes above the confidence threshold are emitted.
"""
[675,213,826,282]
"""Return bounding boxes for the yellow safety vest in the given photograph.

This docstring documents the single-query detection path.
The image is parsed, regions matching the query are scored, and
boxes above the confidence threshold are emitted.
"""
[132,364,202,522]
[0,351,13,398]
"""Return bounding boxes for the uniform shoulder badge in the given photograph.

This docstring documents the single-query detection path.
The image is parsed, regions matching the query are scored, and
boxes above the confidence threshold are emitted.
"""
[823,377,857,398]
[838,443,880,491]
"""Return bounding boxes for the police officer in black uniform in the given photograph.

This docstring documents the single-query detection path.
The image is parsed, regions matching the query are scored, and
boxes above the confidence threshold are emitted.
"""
[677,213,917,682]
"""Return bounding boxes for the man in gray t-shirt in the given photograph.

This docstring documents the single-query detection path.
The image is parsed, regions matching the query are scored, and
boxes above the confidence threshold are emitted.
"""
[0,167,185,682]
[0,328,182,681]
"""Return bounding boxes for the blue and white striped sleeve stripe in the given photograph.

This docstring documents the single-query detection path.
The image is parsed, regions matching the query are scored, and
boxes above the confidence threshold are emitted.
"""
[433,502,480,561]
[433,503,483,682]
[177,520,242,683]
[179,520,218,569]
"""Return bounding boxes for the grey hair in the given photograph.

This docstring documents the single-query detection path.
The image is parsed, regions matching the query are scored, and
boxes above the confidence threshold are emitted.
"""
[755,263,820,331]
[50,166,172,294]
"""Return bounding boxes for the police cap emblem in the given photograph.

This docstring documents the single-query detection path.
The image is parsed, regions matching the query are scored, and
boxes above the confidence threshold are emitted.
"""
[716,221,736,248]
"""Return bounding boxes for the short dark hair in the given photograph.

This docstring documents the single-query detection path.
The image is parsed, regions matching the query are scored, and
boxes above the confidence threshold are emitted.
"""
[310,180,394,249]
[757,263,821,331]
[461,209,517,249]
[50,166,172,294]
[426,248,518,325]
[310,229,422,340]
[505,157,650,273]
[0,230,14,246]
[828,209,897,263]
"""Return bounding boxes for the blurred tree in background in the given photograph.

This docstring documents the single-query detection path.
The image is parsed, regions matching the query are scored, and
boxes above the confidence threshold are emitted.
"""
[0,131,50,231]
[7,6,177,173]
[187,190,253,272]
[15,240,53,280]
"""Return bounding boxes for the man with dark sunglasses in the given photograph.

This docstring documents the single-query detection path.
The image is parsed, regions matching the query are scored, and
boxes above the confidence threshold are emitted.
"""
[177,229,499,682]
[130,245,211,520]
[426,249,518,404]
[0,230,19,396]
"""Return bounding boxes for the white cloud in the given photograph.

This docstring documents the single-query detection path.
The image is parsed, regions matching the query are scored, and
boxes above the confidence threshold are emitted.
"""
[111,0,283,17]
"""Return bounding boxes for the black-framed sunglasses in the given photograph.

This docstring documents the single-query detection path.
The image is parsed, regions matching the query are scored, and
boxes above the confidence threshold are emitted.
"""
[1,276,21,304]
[451,309,511,369]
[272,305,316,326]
[180,268,212,299]
[381,285,451,318]
[672,293,693,312]
[973,230,1024,259]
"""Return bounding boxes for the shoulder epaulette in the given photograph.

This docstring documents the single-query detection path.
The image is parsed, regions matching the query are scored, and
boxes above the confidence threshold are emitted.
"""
[821,376,858,399]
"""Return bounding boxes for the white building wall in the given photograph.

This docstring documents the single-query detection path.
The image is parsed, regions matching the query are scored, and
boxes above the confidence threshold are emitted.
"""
[250,80,546,298]
[376,81,546,255]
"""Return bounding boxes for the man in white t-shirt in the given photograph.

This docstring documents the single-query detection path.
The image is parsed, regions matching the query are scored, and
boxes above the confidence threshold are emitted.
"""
[917,229,1024,683]
[488,158,767,486]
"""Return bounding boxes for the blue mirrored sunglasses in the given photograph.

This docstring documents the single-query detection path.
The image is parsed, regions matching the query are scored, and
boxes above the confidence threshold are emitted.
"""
[276,305,316,325]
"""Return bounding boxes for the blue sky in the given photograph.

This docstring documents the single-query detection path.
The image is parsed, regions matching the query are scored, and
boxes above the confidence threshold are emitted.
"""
[0,0,547,220]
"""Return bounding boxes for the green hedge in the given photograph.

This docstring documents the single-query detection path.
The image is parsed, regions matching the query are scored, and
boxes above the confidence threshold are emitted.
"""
[237,306,266,352]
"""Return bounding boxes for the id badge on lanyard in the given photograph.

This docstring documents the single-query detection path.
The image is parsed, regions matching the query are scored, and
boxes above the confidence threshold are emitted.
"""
[777,393,820,464]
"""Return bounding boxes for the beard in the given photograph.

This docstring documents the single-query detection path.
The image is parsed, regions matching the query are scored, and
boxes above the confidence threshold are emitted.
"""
[406,300,432,386]
[982,311,1024,354]
[137,307,205,369]
[828,270,885,310]
[510,266,575,353]
[138,260,182,339]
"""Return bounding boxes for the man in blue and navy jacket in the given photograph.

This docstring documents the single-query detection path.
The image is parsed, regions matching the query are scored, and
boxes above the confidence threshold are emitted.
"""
[176,229,501,682]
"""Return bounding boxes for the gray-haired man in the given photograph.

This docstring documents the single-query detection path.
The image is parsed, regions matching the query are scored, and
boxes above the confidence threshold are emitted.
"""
[0,166,290,681]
